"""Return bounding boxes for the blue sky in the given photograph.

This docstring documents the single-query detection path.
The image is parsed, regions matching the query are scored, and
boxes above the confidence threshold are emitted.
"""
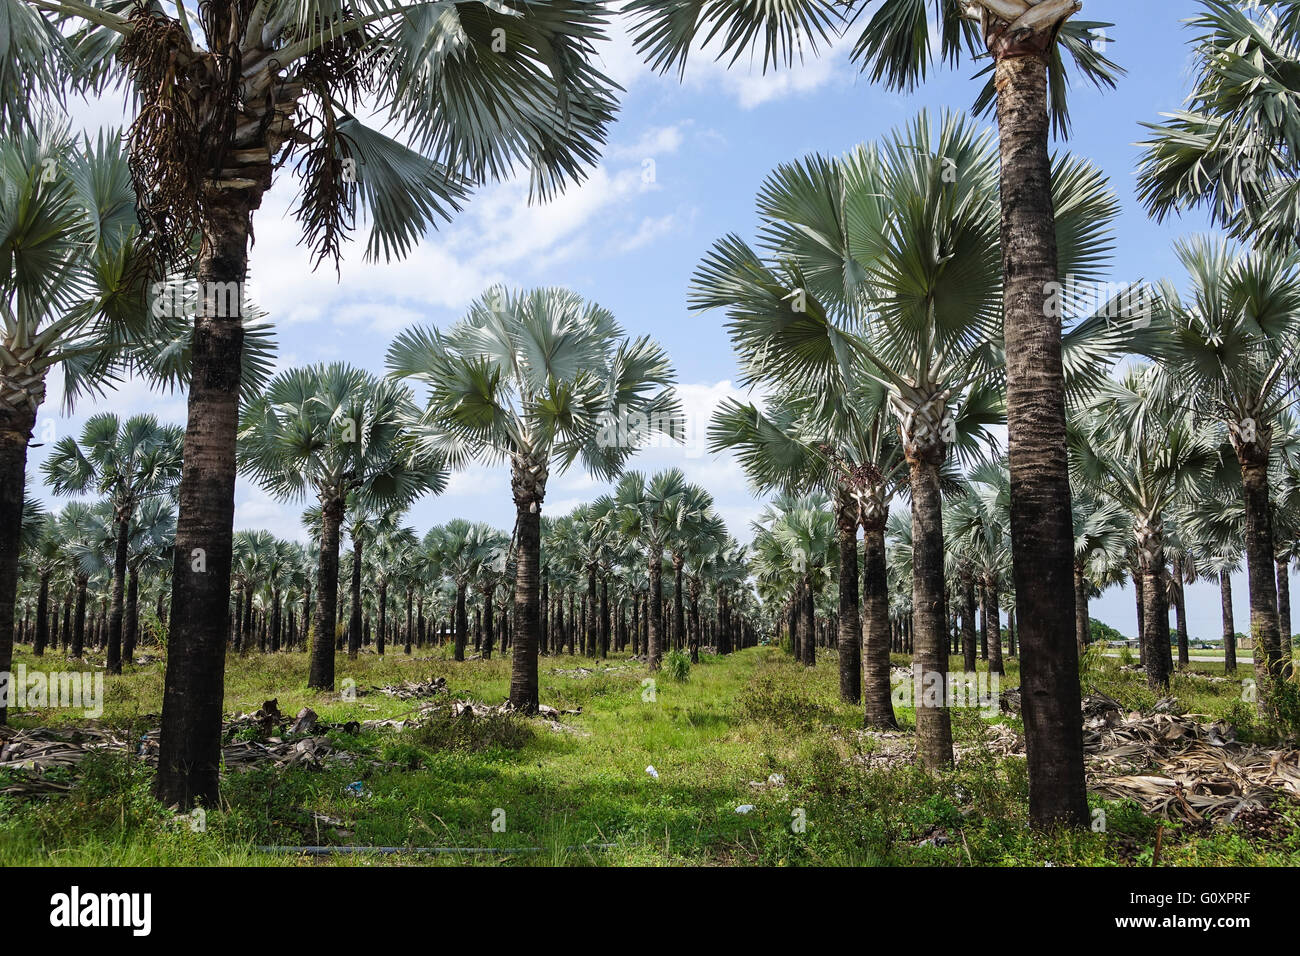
[36,0,1255,642]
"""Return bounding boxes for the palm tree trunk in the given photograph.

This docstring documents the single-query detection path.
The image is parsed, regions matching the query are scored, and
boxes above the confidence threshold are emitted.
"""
[1220,570,1237,677]
[909,456,952,769]
[647,548,664,670]
[835,494,861,704]
[124,566,140,663]
[0,397,38,724]
[978,587,989,661]
[1140,545,1172,691]
[540,573,549,656]
[375,583,386,657]
[600,575,610,659]
[960,574,978,674]
[482,586,495,660]
[33,572,50,658]
[1074,564,1089,655]
[1276,556,1291,649]
[800,577,815,667]
[509,491,542,713]
[672,556,685,655]
[308,496,344,689]
[1239,455,1288,701]
[105,510,130,674]
[987,578,1004,676]
[154,194,256,807]
[348,537,363,659]
[862,516,896,728]
[985,0,1088,834]
[1134,568,1146,665]
[1174,576,1190,668]
[72,576,88,659]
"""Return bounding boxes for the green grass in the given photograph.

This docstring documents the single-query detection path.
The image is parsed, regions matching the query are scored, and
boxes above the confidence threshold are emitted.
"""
[1,644,1296,866]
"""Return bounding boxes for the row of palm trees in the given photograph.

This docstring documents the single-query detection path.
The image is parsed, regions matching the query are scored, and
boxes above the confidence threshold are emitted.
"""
[14,467,757,673]
[3,0,1294,830]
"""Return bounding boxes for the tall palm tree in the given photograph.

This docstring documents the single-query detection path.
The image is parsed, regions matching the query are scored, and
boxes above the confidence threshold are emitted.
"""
[240,363,443,689]
[1155,236,1300,695]
[388,286,682,709]
[42,413,183,673]
[9,0,620,807]
[696,109,1146,786]
[626,0,1119,828]
[0,127,148,713]
[1138,0,1300,250]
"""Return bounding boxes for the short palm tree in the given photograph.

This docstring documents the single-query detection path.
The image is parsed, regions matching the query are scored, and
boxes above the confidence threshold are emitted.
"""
[610,469,690,671]
[1069,366,1222,689]
[388,286,682,709]
[42,413,183,672]
[238,363,444,689]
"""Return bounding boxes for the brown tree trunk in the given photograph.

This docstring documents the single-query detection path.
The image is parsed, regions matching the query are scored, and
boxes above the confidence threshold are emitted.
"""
[1239,455,1288,701]
[348,537,363,659]
[992,47,1087,829]
[1220,570,1237,677]
[308,496,344,689]
[0,400,38,723]
[33,572,50,658]
[987,578,1004,676]
[124,565,140,663]
[671,556,685,656]
[509,493,541,713]
[909,456,952,769]
[862,516,896,728]
[105,509,130,674]
[155,196,254,808]
[482,585,495,660]
[1174,575,1189,668]
[836,493,861,703]
[1141,545,1172,691]
[647,548,664,670]
[1074,564,1089,655]
[801,577,815,667]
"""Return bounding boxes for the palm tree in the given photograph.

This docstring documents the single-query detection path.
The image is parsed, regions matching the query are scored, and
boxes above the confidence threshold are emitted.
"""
[54,501,103,660]
[10,0,621,807]
[42,413,183,673]
[1071,490,1130,654]
[388,286,682,709]
[1069,366,1222,689]
[0,127,150,713]
[696,110,1146,787]
[1138,0,1300,250]
[610,469,691,670]
[710,381,906,715]
[123,497,176,662]
[1155,236,1300,695]
[240,363,443,689]
[626,0,1119,828]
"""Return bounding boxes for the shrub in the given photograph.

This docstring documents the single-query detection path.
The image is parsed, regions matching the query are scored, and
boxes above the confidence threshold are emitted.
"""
[663,649,691,683]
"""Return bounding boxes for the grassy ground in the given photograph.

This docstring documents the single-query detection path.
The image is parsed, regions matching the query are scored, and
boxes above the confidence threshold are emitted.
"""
[1,644,1297,866]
